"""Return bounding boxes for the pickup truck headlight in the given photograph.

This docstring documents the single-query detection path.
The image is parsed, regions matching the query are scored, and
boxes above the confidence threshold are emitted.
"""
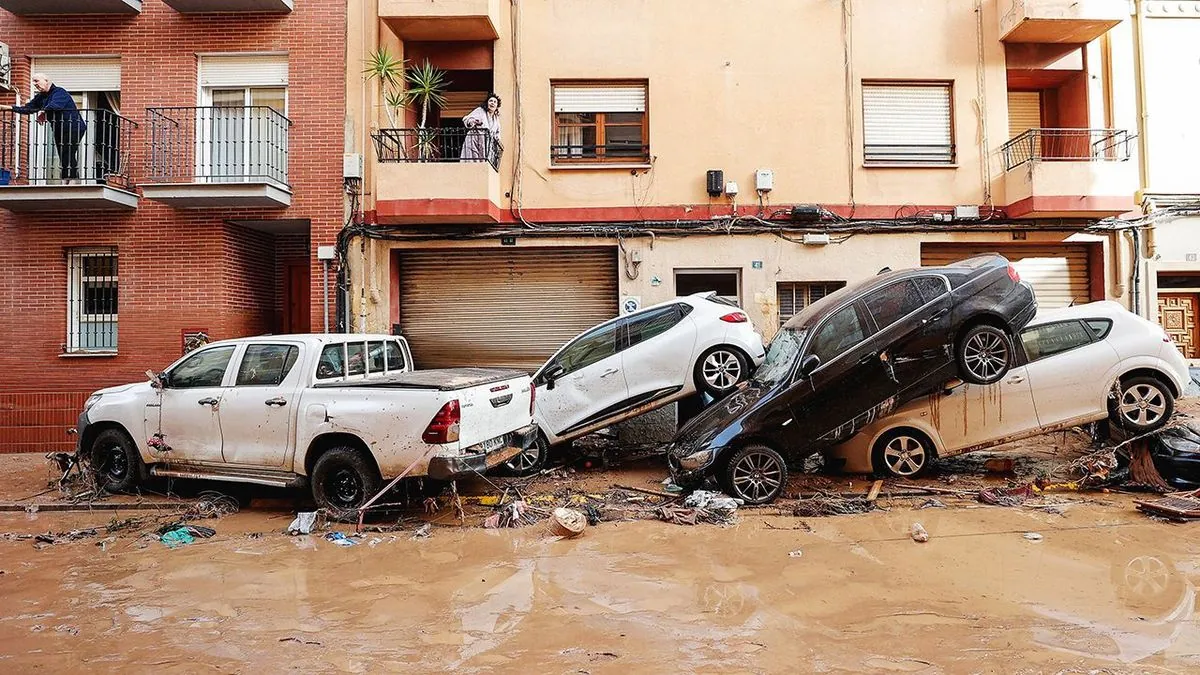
[678,448,714,471]
[82,393,103,413]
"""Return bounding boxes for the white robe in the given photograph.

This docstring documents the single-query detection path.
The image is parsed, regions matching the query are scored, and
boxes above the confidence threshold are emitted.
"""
[461,107,500,162]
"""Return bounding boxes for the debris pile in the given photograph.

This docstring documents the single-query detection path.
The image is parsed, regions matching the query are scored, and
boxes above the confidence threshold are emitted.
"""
[792,492,875,517]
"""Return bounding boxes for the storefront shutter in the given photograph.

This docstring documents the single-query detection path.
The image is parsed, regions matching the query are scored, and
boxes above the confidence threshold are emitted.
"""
[921,244,1092,309]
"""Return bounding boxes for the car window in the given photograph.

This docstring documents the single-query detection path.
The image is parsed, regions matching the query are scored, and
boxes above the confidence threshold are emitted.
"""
[367,341,386,373]
[386,340,407,371]
[755,328,806,386]
[915,276,948,303]
[236,345,299,386]
[317,344,345,379]
[558,321,620,375]
[169,346,235,389]
[809,304,867,366]
[1020,320,1094,362]
[626,305,682,348]
[347,342,366,376]
[864,280,925,331]
[1085,319,1113,340]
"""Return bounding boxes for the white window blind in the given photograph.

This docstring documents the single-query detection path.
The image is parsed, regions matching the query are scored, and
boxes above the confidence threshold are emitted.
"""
[862,83,953,164]
[554,85,646,113]
[199,54,288,89]
[33,57,121,92]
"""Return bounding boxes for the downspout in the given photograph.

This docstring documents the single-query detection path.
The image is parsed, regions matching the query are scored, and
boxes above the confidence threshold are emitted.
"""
[1131,0,1153,317]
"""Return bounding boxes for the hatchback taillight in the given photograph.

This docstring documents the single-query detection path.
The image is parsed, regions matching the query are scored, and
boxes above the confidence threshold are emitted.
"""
[422,400,461,444]
[529,385,536,416]
[1007,265,1021,283]
[720,312,748,323]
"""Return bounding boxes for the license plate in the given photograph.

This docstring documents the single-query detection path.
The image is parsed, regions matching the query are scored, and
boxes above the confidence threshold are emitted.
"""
[479,435,506,452]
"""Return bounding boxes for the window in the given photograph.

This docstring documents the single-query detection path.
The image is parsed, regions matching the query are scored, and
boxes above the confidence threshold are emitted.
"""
[1020,320,1093,362]
[557,321,620,375]
[237,345,299,386]
[346,342,366,376]
[625,305,683,348]
[862,81,954,165]
[1085,319,1113,341]
[865,280,925,331]
[677,269,741,307]
[67,248,118,353]
[551,81,648,164]
[385,340,407,371]
[915,276,949,302]
[317,343,345,379]
[169,346,235,389]
[199,55,289,183]
[30,57,122,186]
[777,282,846,327]
[809,304,867,366]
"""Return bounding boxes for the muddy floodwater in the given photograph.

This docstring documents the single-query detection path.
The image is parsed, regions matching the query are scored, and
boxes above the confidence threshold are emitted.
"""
[2,493,1199,673]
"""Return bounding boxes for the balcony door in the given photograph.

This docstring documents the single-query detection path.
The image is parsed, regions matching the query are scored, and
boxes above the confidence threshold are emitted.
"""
[28,56,121,185]
[200,87,286,184]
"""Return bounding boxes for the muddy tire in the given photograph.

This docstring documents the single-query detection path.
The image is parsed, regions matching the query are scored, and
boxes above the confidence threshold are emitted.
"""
[1110,375,1174,433]
[89,427,144,494]
[719,444,787,505]
[695,346,750,398]
[500,434,550,477]
[311,446,382,521]
[871,429,935,479]
[956,324,1012,385]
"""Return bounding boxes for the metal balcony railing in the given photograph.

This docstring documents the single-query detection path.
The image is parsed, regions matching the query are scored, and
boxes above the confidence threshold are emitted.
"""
[0,109,137,190]
[145,106,291,185]
[372,127,502,171]
[1000,128,1131,171]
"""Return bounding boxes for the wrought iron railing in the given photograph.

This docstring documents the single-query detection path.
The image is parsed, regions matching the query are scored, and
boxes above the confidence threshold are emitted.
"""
[1000,128,1131,171]
[372,127,502,171]
[0,109,137,189]
[145,106,291,185]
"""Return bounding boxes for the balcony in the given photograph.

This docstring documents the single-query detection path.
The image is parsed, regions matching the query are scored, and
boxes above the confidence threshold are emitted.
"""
[0,109,138,212]
[380,0,500,41]
[999,0,1126,44]
[0,0,141,14]
[161,0,292,12]
[140,106,291,209]
[1000,128,1136,218]
[372,127,502,224]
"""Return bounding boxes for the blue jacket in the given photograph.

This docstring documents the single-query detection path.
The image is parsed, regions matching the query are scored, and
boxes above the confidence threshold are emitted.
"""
[13,85,86,131]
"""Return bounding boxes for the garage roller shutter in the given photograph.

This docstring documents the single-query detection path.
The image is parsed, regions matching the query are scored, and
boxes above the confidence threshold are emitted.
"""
[398,247,618,371]
[920,244,1091,309]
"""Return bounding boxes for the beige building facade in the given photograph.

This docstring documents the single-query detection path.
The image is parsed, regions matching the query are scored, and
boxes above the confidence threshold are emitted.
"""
[343,0,1148,374]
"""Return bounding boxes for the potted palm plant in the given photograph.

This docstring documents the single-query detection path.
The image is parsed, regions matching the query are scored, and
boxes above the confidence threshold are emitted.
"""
[364,50,449,160]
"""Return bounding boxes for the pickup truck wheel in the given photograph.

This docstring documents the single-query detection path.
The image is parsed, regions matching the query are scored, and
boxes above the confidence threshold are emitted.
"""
[312,447,382,519]
[719,444,787,505]
[89,428,143,494]
[956,324,1012,385]
[501,435,549,477]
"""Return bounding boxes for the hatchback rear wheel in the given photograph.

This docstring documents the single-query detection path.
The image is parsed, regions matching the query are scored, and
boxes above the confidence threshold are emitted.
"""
[695,346,750,398]
[872,430,935,479]
[1110,376,1174,433]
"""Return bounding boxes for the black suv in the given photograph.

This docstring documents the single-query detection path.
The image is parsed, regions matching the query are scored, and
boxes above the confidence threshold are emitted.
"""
[667,254,1037,504]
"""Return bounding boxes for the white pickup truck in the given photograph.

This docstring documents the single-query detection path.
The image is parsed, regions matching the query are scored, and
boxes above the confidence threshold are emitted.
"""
[74,333,537,513]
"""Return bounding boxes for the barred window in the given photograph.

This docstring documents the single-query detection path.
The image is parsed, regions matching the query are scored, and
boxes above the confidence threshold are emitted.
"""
[67,247,118,353]
[777,281,846,328]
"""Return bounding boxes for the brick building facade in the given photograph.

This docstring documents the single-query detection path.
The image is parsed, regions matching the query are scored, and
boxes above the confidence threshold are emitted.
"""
[0,1,346,452]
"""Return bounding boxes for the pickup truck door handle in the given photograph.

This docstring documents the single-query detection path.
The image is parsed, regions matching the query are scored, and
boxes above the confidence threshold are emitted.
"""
[600,368,620,379]
[197,397,219,407]
[922,308,949,325]
[265,397,288,407]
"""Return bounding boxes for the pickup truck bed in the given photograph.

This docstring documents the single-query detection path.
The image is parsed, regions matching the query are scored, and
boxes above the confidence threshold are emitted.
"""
[315,368,529,391]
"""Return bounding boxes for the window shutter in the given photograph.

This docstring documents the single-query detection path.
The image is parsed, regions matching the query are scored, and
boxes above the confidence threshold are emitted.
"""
[33,57,121,92]
[554,85,646,113]
[441,91,486,119]
[862,83,953,163]
[1007,91,1042,139]
[199,54,288,88]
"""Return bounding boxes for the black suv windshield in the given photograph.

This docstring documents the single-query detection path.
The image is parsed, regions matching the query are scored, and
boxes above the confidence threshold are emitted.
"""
[754,328,806,386]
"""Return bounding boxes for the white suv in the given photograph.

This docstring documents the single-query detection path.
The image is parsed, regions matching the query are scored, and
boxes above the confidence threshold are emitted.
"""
[830,302,1189,478]
[504,293,767,475]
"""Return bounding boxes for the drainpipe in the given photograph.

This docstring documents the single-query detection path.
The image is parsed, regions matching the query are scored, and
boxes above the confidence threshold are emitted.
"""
[1130,0,1153,316]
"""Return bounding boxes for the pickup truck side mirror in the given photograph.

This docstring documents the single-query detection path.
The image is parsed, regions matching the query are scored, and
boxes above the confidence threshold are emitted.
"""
[543,364,566,390]
[798,354,820,379]
[147,370,165,389]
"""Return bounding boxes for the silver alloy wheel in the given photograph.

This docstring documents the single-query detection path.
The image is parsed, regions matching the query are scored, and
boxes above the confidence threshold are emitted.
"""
[702,350,743,392]
[730,449,783,503]
[505,444,541,473]
[882,435,927,477]
[962,330,1009,382]
[1119,382,1168,428]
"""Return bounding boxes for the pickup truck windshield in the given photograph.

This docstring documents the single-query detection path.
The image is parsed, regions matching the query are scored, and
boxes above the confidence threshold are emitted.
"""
[754,328,806,386]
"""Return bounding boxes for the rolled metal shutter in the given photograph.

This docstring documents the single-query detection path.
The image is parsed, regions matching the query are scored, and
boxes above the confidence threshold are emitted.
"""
[920,244,1091,309]
[398,247,618,371]
[862,83,953,164]
[441,91,487,119]
[33,57,121,92]
[1007,91,1042,139]
[553,85,646,113]
[199,54,288,88]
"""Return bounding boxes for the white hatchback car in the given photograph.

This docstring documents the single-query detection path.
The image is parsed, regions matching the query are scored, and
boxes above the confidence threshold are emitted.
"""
[830,302,1189,478]
[503,293,767,475]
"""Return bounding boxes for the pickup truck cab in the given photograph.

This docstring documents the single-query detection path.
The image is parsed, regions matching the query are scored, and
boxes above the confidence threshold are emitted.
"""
[76,334,537,514]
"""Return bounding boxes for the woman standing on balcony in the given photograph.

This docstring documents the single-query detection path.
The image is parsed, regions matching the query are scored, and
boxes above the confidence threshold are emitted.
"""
[1,74,87,184]
[460,93,501,165]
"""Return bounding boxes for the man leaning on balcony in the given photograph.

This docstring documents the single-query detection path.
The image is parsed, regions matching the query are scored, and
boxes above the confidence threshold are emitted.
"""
[2,73,87,185]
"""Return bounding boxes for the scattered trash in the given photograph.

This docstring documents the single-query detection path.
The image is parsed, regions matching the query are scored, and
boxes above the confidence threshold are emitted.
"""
[1023,532,1044,541]
[918,498,946,510]
[412,523,432,539]
[983,458,1015,474]
[793,494,874,517]
[184,491,240,519]
[279,636,322,646]
[683,490,742,511]
[978,485,1032,507]
[483,500,547,528]
[234,549,264,556]
[549,507,587,538]
[287,512,318,536]
[95,536,116,551]
[910,522,929,543]
[24,504,38,515]
[160,528,194,549]
[324,532,358,547]
[584,505,603,526]
[661,478,685,494]
[367,537,384,548]
[1135,489,1200,522]
[788,549,803,558]
[654,504,737,526]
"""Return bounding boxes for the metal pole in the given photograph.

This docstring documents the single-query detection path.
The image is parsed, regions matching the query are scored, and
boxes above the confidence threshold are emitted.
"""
[322,259,330,333]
